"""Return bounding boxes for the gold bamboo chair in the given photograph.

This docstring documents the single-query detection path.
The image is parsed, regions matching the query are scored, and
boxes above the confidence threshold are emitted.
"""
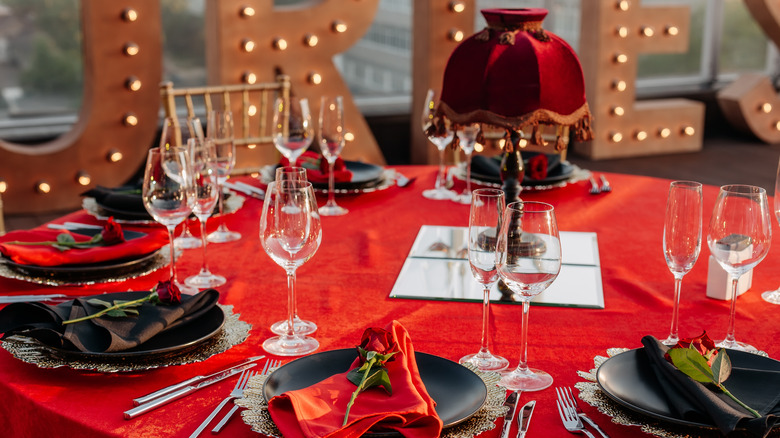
[0,192,5,236]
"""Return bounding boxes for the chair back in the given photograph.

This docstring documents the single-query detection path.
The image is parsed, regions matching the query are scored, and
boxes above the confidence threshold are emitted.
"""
[0,192,5,236]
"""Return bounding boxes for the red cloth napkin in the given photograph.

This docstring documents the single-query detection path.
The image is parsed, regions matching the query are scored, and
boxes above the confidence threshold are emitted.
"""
[0,227,169,267]
[268,321,443,438]
[280,151,353,184]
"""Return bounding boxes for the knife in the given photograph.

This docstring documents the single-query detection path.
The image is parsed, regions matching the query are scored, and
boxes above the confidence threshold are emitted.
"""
[500,390,520,438]
[516,400,535,438]
[123,362,258,419]
[131,356,265,406]
[0,294,69,304]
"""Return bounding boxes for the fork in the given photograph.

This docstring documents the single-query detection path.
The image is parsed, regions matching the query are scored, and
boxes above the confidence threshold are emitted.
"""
[210,359,281,434]
[557,399,596,437]
[588,176,601,195]
[557,387,609,438]
[599,175,612,193]
[189,368,258,438]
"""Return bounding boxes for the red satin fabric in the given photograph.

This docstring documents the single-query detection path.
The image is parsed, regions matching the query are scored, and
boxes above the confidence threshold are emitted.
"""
[0,166,779,438]
[280,151,353,184]
[0,227,169,266]
[268,321,442,438]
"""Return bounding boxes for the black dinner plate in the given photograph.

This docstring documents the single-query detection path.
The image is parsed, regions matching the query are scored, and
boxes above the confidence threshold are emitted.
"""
[263,349,487,434]
[97,203,152,220]
[596,348,780,428]
[49,304,225,361]
[310,161,385,191]
[470,154,574,187]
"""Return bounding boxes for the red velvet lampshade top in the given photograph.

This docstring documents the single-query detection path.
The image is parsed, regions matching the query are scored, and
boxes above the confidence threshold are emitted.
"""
[437,8,593,150]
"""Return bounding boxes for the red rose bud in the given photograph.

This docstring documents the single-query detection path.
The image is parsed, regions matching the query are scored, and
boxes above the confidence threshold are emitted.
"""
[357,327,400,364]
[527,154,549,180]
[665,331,719,366]
[100,217,125,245]
[155,280,182,304]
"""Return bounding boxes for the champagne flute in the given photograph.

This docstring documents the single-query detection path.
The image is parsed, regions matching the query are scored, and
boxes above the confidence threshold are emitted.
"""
[661,181,702,346]
[318,96,348,216]
[184,138,226,289]
[762,155,780,304]
[142,147,194,293]
[454,123,480,205]
[206,110,241,243]
[708,185,771,352]
[497,201,561,391]
[260,180,322,356]
[459,188,510,371]
[160,116,203,250]
[270,165,318,336]
[273,97,314,164]
[421,89,456,200]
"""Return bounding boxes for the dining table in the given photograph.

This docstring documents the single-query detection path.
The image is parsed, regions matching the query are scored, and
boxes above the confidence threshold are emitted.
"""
[1,164,779,438]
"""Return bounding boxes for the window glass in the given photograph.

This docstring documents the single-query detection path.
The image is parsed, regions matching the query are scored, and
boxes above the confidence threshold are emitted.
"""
[719,0,769,74]
[162,0,206,87]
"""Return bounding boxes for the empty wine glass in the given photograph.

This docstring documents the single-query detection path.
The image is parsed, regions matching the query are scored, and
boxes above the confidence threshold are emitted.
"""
[661,181,702,346]
[318,96,348,216]
[142,147,195,294]
[762,155,780,304]
[160,116,203,250]
[460,189,509,371]
[273,97,314,164]
[421,89,456,200]
[454,123,480,205]
[206,110,241,243]
[270,165,318,336]
[497,201,561,391]
[260,180,322,356]
[184,138,226,289]
[708,185,772,352]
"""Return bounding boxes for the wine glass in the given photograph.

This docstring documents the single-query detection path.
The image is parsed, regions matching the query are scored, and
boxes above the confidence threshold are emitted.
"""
[184,138,226,289]
[273,97,314,164]
[708,185,772,352]
[459,189,510,371]
[206,110,241,243]
[259,180,322,356]
[318,96,348,216]
[159,116,203,250]
[421,89,456,200]
[661,181,703,346]
[762,155,780,304]
[270,165,318,336]
[142,147,195,294]
[454,123,481,205]
[496,201,561,391]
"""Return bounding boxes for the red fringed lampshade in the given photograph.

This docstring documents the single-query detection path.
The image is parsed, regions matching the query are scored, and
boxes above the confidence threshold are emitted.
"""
[437,8,593,151]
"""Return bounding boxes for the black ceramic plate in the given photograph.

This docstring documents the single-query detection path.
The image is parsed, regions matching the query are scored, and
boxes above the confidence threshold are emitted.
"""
[470,155,574,186]
[597,348,780,428]
[97,203,152,220]
[263,349,487,433]
[310,161,385,191]
[49,304,225,360]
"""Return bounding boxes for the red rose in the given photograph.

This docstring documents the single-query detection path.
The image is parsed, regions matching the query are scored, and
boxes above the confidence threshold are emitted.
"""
[154,280,182,305]
[665,331,719,367]
[357,327,399,364]
[100,217,125,245]
[526,154,549,181]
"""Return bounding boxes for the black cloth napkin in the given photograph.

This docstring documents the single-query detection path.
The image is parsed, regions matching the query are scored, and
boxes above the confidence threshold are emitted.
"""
[81,184,147,215]
[641,336,780,437]
[0,290,219,353]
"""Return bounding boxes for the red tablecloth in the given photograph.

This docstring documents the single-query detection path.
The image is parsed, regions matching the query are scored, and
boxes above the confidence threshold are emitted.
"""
[1,166,779,438]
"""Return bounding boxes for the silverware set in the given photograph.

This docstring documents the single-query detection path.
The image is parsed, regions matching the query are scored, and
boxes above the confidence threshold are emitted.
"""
[500,390,536,438]
[556,386,609,437]
[588,174,612,195]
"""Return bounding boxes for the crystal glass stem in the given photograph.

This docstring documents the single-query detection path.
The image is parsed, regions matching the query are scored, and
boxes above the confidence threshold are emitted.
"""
[722,276,740,348]
[284,268,298,338]
[478,285,494,355]
[516,300,531,374]
[664,274,684,345]
[197,217,211,275]
[166,224,177,281]
[435,148,446,190]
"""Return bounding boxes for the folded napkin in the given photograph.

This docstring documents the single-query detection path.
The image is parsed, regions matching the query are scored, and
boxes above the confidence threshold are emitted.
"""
[280,151,353,184]
[470,152,561,182]
[0,227,169,267]
[268,320,443,438]
[642,336,780,437]
[0,289,219,353]
[81,184,147,214]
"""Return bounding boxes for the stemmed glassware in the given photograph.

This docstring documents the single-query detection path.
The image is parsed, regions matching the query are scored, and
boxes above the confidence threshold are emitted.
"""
[273,97,314,164]
[160,117,203,250]
[184,138,226,289]
[259,180,322,356]
[269,166,318,336]
[206,110,241,243]
[454,123,480,205]
[318,96,348,216]
[708,185,771,352]
[762,155,780,304]
[459,188,510,371]
[142,147,194,293]
[496,201,561,391]
[421,89,456,200]
[661,181,702,346]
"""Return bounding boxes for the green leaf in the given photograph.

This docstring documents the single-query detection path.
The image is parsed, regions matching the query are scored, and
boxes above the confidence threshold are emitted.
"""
[87,298,112,308]
[106,309,128,317]
[123,308,139,316]
[668,348,715,383]
[346,368,364,387]
[362,367,392,394]
[57,233,75,244]
[711,349,732,385]
[52,244,71,252]
[113,300,143,308]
